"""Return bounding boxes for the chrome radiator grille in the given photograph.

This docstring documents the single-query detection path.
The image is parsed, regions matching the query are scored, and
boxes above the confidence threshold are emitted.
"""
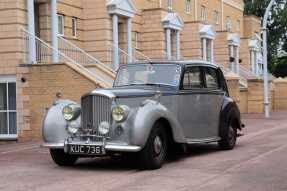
[81,95,112,137]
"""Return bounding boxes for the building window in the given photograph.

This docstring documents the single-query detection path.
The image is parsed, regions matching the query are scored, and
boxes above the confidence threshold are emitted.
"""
[58,14,64,36]
[201,38,213,62]
[135,32,140,49]
[229,44,239,73]
[213,11,220,25]
[185,0,191,14]
[168,0,173,11]
[237,19,241,32]
[201,6,208,21]
[0,78,17,139]
[72,17,77,38]
[226,16,232,32]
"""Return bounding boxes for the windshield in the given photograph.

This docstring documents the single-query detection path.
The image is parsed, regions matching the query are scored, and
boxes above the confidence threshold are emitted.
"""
[114,64,182,87]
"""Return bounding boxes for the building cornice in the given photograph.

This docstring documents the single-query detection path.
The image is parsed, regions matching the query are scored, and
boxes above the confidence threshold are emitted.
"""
[223,0,244,11]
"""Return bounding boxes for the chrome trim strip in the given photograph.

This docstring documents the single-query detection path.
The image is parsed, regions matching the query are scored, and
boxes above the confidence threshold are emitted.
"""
[42,142,141,152]
[105,145,141,152]
[42,143,65,148]
[186,137,221,144]
[91,89,116,98]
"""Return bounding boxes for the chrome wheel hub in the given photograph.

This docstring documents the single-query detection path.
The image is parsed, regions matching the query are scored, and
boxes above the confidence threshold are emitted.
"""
[154,136,163,155]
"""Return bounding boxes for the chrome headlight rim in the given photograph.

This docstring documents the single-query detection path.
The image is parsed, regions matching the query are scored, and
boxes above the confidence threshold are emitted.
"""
[111,105,129,123]
[62,103,81,121]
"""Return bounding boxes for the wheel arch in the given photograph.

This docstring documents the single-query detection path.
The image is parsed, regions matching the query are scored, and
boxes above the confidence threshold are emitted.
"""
[131,101,185,147]
[219,99,242,138]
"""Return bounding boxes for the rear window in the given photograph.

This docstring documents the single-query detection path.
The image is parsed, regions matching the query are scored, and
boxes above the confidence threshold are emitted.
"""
[204,67,219,89]
[182,66,203,89]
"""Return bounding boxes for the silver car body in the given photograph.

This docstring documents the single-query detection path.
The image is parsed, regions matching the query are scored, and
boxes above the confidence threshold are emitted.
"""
[42,60,242,154]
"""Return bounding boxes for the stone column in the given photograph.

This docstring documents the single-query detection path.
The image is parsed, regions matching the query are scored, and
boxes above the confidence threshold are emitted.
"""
[176,30,181,60]
[27,0,36,64]
[210,39,214,63]
[51,0,59,63]
[126,18,133,63]
[166,28,171,60]
[236,46,240,74]
[230,45,234,72]
[112,14,119,70]
[202,38,207,61]
[250,50,255,74]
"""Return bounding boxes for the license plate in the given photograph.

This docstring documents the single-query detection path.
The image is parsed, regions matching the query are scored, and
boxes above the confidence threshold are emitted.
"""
[68,145,105,155]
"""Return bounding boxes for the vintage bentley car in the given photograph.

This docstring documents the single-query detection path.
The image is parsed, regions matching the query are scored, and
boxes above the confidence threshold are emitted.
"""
[43,61,244,170]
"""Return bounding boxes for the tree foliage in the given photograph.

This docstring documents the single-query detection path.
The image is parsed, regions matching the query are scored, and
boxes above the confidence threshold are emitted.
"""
[244,0,287,72]
[273,57,287,78]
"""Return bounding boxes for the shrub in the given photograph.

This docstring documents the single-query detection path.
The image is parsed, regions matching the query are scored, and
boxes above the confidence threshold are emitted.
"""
[273,57,287,78]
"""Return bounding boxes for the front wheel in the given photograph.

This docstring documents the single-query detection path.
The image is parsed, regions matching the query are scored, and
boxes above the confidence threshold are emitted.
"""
[218,119,237,150]
[138,122,168,170]
[50,149,78,166]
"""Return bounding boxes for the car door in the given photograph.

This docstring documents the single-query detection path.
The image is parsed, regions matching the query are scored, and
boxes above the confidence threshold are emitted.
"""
[178,65,206,139]
[200,66,225,138]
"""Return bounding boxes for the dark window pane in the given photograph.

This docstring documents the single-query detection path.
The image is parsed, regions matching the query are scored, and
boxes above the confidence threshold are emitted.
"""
[0,112,7,134]
[0,83,7,110]
[183,67,202,89]
[8,83,16,110]
[9,112,17,135]
[205,68,219,89]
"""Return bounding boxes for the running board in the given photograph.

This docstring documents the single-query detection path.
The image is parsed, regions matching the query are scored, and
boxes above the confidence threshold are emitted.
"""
[186,137,221,144]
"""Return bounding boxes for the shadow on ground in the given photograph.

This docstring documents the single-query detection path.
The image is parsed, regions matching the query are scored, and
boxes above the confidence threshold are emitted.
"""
[70,143,223,171]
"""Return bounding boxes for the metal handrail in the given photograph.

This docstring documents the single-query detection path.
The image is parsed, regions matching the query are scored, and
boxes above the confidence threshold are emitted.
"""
[133,48,151,62]
[21,28,111,85]
[58,36,115,74]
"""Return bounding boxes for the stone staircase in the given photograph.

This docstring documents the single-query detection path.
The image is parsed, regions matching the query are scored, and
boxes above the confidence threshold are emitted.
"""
[21,28,116,87]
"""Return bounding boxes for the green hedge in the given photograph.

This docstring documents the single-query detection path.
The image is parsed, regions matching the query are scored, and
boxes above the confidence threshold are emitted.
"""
[273,57,287,78]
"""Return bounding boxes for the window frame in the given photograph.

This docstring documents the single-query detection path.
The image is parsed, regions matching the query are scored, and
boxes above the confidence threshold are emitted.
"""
[57,14,65,36]
[185,0,191,14]
[0,76,17,140]
[201,5,207,21]
[226,16,232,32]
[180,66,204,90]
[237,19,241,33]
[72,17,77,38]
[202,66,221,90]
[214,10,220,25]
[168,0,173,11]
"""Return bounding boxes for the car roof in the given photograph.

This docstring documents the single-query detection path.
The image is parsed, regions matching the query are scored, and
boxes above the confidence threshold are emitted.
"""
[128,60,221,69]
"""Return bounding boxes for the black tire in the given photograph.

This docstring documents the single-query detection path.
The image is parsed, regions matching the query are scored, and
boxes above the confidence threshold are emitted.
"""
[138,122,168,170]
[50,149,78,166]
[218,119,237,150]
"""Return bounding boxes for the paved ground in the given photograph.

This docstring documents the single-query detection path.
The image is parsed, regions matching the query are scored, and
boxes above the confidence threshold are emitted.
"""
[1,111,287,191]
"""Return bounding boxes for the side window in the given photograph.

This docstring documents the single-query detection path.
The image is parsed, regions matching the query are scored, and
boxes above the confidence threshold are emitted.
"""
[204,67,219,89]
[182,67,203,90]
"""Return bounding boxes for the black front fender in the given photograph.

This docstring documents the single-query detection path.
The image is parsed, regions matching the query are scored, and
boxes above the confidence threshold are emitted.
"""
[219,98,242,137]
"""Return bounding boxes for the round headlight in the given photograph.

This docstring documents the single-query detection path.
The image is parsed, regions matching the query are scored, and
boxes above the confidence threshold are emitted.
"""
[62,104,81,121]
[98,121,110,135]
[112,105,129,122]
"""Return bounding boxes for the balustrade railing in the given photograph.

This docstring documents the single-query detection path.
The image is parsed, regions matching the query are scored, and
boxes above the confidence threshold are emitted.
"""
[58,36,114,74]
[21,28,110,85]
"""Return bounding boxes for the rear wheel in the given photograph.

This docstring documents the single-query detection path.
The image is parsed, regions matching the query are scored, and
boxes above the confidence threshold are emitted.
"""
[218,119,237,150]
[138,122,168,170]
[50,149,78,166]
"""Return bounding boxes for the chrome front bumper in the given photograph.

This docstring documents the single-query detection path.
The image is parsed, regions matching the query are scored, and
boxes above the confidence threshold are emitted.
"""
[42,142,141,152]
